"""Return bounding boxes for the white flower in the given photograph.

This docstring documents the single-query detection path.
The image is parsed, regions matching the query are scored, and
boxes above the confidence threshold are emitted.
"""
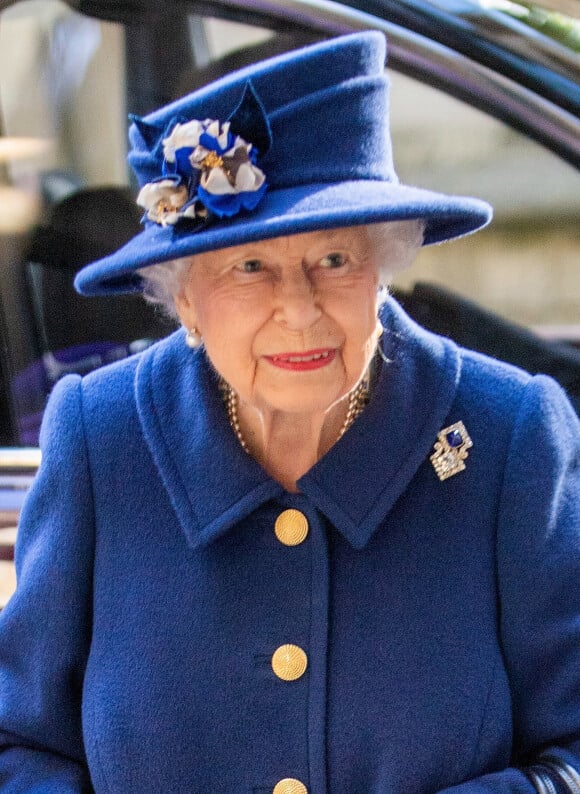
[188,136,265,197]
[200,155,265,196]
[233,160,265,193]
[136,179,189,226]
[204,119,232,151]
[137,118,267,226]
[162,120,206,163]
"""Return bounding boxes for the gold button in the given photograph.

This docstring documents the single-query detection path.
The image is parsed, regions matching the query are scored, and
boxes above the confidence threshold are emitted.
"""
[274,509,309,546]
[273,779,308,794]
[271,644,308,681]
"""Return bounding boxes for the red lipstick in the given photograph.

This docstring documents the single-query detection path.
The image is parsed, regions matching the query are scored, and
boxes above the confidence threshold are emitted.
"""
[266,348,336,371]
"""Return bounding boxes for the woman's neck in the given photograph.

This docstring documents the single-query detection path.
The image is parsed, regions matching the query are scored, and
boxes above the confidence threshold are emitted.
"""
[237,398,349,492]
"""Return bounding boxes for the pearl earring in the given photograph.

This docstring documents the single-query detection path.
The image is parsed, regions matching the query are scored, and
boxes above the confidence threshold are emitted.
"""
[185,327,202,348]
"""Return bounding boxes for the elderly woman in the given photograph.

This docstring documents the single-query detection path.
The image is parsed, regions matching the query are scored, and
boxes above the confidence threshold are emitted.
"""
[0,32,579,794]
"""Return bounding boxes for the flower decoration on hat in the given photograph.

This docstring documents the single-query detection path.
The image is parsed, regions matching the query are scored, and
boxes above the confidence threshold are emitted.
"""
[135,82,271,228]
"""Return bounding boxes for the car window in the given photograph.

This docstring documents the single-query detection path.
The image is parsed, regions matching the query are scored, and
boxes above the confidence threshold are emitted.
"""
[0,0,578,446]
[388,70,580,333]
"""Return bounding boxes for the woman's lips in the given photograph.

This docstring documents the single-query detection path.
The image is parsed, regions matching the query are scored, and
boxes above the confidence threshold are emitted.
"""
[266,348,337,371]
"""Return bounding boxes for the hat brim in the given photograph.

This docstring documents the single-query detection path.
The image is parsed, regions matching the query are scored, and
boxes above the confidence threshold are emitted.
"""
[75,180,492,296]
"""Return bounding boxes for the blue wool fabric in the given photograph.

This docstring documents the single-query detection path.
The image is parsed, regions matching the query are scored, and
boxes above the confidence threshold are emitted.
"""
[0,298,579,792]
[74,33,492,297]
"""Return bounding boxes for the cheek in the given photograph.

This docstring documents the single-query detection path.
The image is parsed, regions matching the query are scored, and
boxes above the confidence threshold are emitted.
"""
[196,299,265,386]
[195,294,238,339]
[198,286,269,332]
[338,287,380,372]
[342,284,380,341]
[201,308,247,357]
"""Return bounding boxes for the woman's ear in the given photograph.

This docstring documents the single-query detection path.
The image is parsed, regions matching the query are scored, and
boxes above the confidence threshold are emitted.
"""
[174,291,203,348]
[173,289,198,330]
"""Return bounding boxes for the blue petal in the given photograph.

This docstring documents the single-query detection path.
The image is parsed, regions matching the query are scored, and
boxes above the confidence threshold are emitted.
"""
[197,182,267,218]
[199,130,235,157]
[197,188,243,218]
[175,147,196,176]
[162,159,177,177]
[240,181,268,211]
[152,173,182,186]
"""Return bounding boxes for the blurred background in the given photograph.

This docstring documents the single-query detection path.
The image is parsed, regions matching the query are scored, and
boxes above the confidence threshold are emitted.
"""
[0,0,578,328]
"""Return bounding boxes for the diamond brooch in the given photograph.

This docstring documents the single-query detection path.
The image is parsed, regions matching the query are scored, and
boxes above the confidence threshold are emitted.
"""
[430,420,473,481]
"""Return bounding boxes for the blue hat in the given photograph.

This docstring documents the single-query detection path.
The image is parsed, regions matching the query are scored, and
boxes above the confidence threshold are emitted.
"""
[75,31,492,297]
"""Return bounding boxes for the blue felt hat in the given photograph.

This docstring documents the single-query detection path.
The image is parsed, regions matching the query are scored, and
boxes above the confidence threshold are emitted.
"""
[75,31,492,296]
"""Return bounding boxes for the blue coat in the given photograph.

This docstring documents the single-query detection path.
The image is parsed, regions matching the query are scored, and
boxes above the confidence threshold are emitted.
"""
[1,298,579,793]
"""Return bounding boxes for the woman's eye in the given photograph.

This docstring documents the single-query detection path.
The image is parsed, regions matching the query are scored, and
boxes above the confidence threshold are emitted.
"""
[319,252,347,269]
[238,259,263,273]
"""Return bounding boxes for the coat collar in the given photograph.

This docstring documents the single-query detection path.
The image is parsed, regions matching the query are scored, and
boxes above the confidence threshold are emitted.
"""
[135,298,461,550]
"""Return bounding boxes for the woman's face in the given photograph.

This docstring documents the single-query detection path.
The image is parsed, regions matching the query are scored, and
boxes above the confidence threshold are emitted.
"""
[174,226,382,416]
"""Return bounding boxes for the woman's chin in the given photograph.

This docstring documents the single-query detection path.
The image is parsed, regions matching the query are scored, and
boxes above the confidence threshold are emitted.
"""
[248,360,369,417]
[255,384,349,418]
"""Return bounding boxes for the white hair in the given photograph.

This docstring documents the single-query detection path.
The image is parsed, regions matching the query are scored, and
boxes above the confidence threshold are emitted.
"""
[366,219,426,285]
[137,219,426,321]
[138,257,192,321]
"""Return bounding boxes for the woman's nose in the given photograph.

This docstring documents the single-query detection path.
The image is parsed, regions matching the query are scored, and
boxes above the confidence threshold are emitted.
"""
[272,267,322,330]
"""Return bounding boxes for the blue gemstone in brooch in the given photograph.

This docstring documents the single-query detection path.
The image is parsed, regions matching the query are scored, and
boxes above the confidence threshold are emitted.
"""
[445,429,463,448]
[430,421,473,481]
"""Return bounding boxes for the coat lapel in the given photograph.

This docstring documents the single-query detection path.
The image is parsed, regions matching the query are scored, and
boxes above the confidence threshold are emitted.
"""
[135,331,283,549]
[134,298,461,550]
[299,299,461,548]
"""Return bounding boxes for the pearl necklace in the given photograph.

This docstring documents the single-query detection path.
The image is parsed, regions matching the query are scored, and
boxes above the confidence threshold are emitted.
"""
[221,378,370,454]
